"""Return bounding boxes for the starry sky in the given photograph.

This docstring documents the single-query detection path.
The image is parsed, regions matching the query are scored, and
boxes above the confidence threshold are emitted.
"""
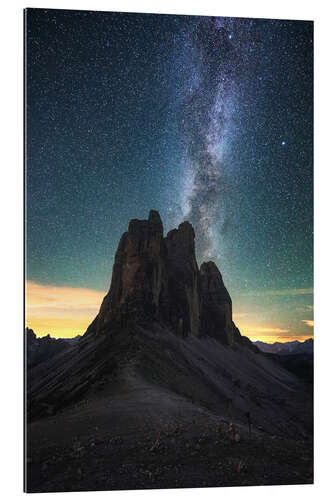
[25,9,313,341]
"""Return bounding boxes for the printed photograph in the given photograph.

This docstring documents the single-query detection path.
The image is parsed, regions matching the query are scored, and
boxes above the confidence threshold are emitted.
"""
[25,8,313,492]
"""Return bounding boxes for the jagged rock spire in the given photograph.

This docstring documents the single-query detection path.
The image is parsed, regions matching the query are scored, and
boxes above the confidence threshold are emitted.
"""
[199,261,234,343]
[97,210,166,331]
[92,211,235,344]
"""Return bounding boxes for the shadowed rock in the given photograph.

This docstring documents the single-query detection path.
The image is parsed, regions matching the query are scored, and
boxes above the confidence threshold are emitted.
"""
[199,261,233,343]
[164,221,200,337]
[96,210,167,331]
[90,211,247,343]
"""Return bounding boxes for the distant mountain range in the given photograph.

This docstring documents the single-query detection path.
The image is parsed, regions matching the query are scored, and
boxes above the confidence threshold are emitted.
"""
[27,328,313,368]
[26,328,81,368]
[254,338,313,355]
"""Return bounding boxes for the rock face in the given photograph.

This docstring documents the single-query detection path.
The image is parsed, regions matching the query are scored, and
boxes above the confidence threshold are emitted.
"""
[199,261,233,343]
[97,210,167,331]
[93,210,238,345]
[165,222,200,337]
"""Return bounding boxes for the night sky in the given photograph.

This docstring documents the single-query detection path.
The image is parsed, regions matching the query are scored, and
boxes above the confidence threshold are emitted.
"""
[26,9,313,340]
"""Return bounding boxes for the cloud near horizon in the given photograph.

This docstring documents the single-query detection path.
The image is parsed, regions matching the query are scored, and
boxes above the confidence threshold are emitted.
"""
[238,288,313,297]
[302,319,314,328]
[236,323,313,344]
[26,281,105,338]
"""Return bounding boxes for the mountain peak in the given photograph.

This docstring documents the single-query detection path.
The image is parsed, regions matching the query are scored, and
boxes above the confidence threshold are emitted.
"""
[148,209,162,224]
[93,211,240,344]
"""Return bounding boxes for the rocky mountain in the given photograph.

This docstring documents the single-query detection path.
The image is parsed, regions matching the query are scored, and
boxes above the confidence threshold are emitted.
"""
[88,210,252,346]
[26,211,313,492]
[254,338,313,355]
[254,338,313,385]
[27,211,311,440]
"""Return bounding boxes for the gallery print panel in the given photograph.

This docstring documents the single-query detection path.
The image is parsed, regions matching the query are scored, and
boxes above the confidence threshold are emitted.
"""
[24,8,313,493]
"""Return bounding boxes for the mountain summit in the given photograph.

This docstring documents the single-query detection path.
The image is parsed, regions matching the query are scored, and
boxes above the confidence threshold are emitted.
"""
[89,210,245,346]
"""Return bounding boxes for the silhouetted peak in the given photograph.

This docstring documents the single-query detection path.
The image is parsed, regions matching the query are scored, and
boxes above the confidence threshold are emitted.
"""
[128,210,163,237]
[148,209,163,225]
[92,211,248,347]
[166,221,195,257]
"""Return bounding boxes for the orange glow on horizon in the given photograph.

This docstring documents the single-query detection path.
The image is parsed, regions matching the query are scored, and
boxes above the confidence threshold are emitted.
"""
[25,281,106,338]
[235,322,313,344]
[25,280,314,343]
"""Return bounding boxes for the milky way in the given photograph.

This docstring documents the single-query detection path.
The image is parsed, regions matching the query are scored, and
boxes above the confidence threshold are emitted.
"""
[179,17,247,261]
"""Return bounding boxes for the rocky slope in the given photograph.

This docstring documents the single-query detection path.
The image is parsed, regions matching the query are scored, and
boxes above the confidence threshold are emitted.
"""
[26,328,71,368]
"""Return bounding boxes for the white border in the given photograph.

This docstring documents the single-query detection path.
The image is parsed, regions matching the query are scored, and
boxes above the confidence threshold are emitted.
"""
[1,1,332,499]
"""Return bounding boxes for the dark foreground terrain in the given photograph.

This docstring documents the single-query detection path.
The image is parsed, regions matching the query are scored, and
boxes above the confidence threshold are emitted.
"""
[26,390,313,492]
[27,409,313,492]
[26,328,313,493]
[27,432,313,492]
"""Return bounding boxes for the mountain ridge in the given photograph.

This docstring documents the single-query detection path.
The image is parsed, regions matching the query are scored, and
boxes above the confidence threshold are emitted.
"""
[254,338,313,355]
